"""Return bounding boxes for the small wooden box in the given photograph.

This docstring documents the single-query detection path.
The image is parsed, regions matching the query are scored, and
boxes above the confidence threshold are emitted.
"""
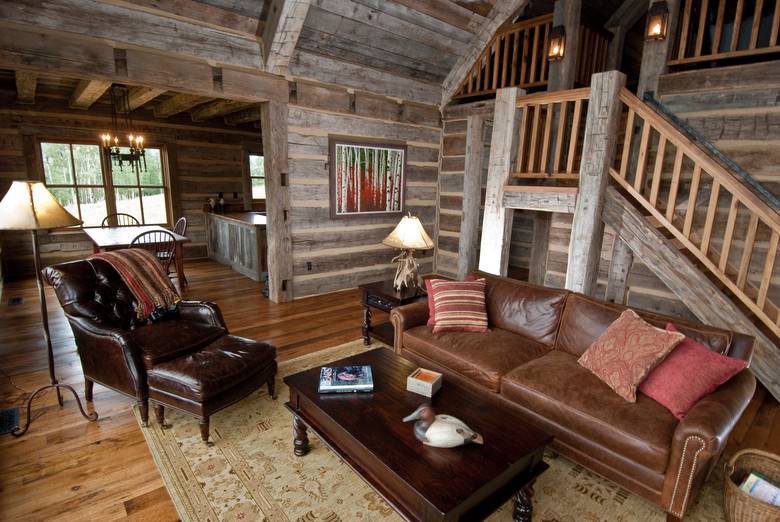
[407,368,443,397]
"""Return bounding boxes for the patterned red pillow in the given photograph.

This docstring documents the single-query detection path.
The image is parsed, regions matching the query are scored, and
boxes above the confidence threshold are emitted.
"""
[425,275,476,326]
[430,279,489,334]
[639,323,748,418]
[578,309,685,402]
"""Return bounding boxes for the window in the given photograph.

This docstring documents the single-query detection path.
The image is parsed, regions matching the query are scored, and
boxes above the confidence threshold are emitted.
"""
[40,141,170,227]
[249,154,265,199]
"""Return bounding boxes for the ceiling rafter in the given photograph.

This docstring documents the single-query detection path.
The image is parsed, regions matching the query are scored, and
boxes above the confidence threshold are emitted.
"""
[154,93,211,118]
[262,0,311,76]
[127,86,166,110]
[190,99,254,121]
[14,70,36,104]
[69,79,112,109]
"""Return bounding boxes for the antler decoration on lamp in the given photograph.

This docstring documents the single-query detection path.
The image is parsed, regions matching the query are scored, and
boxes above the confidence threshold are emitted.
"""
[382,213,434,290]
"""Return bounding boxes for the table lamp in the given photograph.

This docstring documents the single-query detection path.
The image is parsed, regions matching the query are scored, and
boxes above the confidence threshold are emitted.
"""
[0,181,98,436]
[382,213,434,290]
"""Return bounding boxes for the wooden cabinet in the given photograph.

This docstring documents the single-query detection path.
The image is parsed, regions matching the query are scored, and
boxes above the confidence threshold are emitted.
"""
[205,212,267,282]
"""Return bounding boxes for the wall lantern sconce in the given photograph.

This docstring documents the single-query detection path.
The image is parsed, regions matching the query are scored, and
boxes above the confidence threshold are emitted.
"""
[547,26,566,61]
[645,1,670,41]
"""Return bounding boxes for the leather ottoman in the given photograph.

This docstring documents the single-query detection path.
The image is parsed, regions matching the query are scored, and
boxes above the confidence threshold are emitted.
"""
[146,335,278,443]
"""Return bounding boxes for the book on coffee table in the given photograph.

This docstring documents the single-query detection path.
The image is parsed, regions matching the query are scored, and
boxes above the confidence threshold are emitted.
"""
[318,365,374,393]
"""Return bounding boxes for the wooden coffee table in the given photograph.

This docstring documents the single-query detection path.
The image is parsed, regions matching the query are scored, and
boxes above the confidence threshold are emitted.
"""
[284,348,552,521]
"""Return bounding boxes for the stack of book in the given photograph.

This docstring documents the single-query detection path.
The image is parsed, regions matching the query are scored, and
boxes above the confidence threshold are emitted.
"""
[739,471,780,507]
[318,365,374,394]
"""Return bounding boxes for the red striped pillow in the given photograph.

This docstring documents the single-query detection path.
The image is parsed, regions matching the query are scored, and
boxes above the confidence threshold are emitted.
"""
[430,279,489,334]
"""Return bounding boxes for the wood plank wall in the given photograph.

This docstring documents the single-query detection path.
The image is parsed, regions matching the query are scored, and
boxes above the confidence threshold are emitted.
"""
[0,92,261,277]
[435,100,533,279]
[285,80,441,298]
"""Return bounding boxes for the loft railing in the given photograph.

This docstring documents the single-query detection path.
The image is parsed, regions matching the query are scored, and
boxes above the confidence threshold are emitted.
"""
[670,0,780,67]
[512,88,591,182]
[452,15,612,101]
[610,87,780,338]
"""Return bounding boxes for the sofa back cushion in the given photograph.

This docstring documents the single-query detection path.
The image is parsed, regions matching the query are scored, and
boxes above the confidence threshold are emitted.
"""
[476,272,568,346]
[556,294,733,357]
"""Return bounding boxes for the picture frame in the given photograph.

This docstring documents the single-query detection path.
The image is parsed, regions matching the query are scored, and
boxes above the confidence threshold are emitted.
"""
[328,136,407,220]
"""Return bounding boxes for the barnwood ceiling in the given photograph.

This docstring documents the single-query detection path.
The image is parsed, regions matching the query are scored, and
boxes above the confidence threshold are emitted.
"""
[0,70,262,129]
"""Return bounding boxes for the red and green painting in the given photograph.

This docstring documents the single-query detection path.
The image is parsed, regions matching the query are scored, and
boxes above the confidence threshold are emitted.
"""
[331,141,405,217]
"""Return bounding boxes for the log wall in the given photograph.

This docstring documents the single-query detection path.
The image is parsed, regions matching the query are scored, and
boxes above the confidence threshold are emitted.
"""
[285,81,441,298]
[0,91,261,277]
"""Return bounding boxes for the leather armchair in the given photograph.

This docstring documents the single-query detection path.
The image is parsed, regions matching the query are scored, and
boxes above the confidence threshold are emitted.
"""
[43,258,277,443]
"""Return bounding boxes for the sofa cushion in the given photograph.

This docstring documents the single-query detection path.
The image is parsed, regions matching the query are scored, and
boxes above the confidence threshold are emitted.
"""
[131,319,226,368]
[403,325,550,392]
[430,279,489,334]
[501,350,679,474]
[555,294,732,357]
[578,309,684,402]
[479,272,568,346]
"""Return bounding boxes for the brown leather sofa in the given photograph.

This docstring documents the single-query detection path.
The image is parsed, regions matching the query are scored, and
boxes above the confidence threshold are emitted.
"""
[43,258,278,443]
[390,272,756,521]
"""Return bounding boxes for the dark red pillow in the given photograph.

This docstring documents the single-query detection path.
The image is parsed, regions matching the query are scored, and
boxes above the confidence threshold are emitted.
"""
[638,323,748,419]
[425,275,476,326]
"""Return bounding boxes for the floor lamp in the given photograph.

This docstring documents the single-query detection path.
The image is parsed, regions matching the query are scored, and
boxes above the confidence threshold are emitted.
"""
[0,181,98,436]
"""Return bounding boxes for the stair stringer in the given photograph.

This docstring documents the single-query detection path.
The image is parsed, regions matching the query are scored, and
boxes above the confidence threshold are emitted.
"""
[603,185,780,402]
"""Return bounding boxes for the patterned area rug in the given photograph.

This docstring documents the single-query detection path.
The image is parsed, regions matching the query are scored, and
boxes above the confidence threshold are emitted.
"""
[135,340,727,521]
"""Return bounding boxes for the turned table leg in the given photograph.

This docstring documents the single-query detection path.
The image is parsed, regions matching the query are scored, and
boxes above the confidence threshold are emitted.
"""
[362,304,372,346]
[512,484,535,522]
[293,415,310,456]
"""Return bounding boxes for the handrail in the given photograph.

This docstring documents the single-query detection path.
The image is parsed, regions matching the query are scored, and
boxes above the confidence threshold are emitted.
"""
[670,0,780,67]
[642,92,780,210]
[613,87,780,337]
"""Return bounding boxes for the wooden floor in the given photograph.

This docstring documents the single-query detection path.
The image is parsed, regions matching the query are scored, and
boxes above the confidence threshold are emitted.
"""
[0,258,777,521]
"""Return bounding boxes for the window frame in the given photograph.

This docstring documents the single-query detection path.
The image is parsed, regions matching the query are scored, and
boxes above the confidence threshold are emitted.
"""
[242,143,265,208]
[37,137,173,228]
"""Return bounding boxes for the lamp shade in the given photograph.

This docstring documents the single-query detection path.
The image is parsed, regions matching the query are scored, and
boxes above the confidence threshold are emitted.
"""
[382,215,434,250]
[0,181,82,230]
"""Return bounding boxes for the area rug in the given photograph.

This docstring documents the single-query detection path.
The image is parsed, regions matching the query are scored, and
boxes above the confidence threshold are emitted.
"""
[135,340,728,521]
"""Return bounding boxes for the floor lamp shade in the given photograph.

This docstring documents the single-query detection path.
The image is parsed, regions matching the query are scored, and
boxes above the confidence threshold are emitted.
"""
[0,181,82,230]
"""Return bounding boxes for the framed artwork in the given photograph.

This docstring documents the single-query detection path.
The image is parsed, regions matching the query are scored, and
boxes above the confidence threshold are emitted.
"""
[329,137,406,219]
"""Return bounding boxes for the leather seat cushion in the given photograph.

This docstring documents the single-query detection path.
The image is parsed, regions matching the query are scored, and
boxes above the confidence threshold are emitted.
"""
[131,319,226,367]
[501,350,678,474]
[403,325,551,392]
[147,335,277,401]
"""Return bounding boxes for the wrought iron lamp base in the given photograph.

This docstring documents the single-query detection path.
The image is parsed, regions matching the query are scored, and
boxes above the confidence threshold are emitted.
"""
[11,382,98,437]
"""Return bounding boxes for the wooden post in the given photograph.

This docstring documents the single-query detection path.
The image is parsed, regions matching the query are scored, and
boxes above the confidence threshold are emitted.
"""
[458,113,487,279]
[565,70,626,295]
[261,100,293,302]
[527,0,582,285]
[605,237,634,303]
[637,0,680,97]
[478,87,524,276]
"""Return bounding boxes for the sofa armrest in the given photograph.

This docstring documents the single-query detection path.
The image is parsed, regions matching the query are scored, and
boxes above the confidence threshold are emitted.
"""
[727,332,755,365]
[389,301,429,354]
[178,301,228,331]
[661,369,756,518]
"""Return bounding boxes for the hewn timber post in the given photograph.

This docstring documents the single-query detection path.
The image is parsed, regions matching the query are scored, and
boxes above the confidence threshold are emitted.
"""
[479,87,524,276]
[458,113,487,279]
[565,70,626,295]
[605,237,634,303]
[637,0,680,97]
[527,0,582,285]
[261,100,293,302]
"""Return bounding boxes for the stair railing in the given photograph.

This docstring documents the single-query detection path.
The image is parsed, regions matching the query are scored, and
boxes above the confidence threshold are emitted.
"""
[512,88,591,183]
[610,87,780,338]
[452,15,612,101]
[670,0,780,68]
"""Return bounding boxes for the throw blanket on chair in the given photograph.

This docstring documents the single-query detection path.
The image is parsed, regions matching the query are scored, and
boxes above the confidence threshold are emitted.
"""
[89,248,181,320]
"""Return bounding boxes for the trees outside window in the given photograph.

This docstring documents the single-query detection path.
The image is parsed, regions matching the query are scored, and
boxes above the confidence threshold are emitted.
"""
[249,154,265,200]
[40,141,170,226]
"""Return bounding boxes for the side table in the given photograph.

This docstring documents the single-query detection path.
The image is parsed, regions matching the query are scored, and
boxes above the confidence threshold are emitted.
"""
[359,280,427,346]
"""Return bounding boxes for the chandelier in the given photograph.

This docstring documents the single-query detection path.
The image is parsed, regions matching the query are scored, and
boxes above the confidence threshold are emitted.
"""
[100,85,146,173]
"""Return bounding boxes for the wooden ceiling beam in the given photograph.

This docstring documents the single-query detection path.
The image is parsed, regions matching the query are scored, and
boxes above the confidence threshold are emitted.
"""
[190,99,254,121]
[262,0,311,76]
[392,0,484,33]
[114,0,261,36]
[127,86,166,110]
[224,105,262,125]
[14,70,36,104]
[69,79,112,109]
[154,93,211,118]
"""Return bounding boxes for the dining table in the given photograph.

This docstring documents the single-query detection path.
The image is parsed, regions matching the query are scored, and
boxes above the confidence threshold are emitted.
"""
[83,225,190,288]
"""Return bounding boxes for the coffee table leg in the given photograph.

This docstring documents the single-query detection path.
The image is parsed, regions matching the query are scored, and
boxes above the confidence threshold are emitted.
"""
[293,415,310,456]
[512,484,535,522]
[362,304,372,345]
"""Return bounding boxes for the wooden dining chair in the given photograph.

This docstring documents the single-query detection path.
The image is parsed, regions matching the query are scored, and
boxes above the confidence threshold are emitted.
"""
[165,217,188,277]
[102,213,140,227]
[130,230,177,274]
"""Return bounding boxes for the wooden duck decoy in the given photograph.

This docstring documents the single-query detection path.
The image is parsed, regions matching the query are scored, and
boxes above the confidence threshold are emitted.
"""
[402,404,483,448]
